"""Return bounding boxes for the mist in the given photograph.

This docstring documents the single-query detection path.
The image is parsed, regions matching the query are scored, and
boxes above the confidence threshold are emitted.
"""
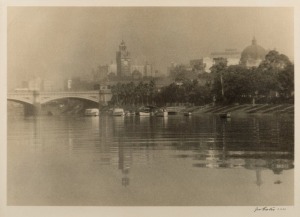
[8,7,294,89]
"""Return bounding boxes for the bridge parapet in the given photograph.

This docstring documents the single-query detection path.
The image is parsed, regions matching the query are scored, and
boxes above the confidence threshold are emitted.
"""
[8,90,112,105]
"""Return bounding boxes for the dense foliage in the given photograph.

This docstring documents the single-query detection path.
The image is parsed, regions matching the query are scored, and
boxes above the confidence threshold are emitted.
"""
[109,50,294,106]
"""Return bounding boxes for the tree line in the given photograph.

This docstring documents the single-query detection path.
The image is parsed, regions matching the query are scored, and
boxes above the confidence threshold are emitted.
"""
[109,50,294,106]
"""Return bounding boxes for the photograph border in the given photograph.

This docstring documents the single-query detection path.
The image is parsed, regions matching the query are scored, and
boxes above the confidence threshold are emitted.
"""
[1,0,299,217]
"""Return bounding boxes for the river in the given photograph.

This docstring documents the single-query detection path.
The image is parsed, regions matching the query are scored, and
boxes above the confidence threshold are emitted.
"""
[7,113,294,206]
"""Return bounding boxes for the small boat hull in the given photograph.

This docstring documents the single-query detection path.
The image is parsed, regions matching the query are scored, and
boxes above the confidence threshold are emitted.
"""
[112,108,125,116]
[139,111,151,116]
[85,108,99,116]
[219,113,231,118]
[125,111,136,116]
[112,112,124,116]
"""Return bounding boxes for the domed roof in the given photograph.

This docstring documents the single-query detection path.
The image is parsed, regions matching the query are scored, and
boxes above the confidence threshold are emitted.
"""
[240,37,266,64]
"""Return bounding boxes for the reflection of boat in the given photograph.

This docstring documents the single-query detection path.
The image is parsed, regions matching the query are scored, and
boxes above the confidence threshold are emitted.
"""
[112,108,125,116]
[184,112,192,116]
[219,112,231,118]
[155,109,168,117]
[84,108,99,116]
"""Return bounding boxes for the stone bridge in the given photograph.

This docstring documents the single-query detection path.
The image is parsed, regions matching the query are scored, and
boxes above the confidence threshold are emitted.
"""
[7,90,112,115]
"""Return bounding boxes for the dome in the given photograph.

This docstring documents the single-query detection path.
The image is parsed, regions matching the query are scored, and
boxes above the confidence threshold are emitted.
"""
[240,37,266,65]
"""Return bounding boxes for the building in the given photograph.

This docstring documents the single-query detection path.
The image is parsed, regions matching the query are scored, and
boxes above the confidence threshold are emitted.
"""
[203,57,214,72]
[132,70,143,80]
[167,62,177,76]
[190,59,205,72]
[131,65,145,75]
[93,65,109,82]
[116,40,131,77]
[144,62,153,77]
[240,37,266,68]
[24,78,63,91]
[108,62,117,75]
[211,49,241,66]
[201,49,241,72]
[213,57,228,66]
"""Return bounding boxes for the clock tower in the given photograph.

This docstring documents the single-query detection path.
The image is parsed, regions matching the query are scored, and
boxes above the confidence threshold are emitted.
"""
[116,40,131,77]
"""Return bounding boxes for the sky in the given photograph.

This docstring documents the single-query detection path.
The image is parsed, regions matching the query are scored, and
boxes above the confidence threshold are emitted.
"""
[7,7,294,88]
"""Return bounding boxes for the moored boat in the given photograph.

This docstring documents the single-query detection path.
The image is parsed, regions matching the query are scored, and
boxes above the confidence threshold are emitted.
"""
[112,108,125,116]
[184,112,192,116]
[85,108,99,116]
[138,106,157,116]
[155,109,168,117]
[139,111,152,116]
[219,112,231,118]
[125,111,136,116]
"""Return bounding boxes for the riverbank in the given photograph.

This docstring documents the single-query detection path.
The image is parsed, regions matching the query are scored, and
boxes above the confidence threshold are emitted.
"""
[182,104,294,115]
[30,102,294,116]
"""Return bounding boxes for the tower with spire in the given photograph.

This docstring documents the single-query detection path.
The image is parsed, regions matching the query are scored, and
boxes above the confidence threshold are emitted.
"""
[116,40,131,77]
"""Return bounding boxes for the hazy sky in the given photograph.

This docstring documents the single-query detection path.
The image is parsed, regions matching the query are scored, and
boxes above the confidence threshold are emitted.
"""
[8,7,293,88]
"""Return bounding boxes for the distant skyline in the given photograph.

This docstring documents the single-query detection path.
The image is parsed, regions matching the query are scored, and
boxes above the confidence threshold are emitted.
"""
[8,7,293,89]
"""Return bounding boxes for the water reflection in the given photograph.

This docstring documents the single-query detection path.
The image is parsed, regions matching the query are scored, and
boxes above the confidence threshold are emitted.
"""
[170,115,294,187]
[106,115,292,187]
[7,114,294,205]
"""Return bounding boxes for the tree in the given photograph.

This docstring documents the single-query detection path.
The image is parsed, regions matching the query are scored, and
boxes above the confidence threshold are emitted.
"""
[256,50,293,101]
[170,65,198,82]
[125,82,136,105]
[148,80,156,104]
[277,63,294,98]
[107,72,117,81]
[223,65,253,103]
[210,61,227,103]
[132,70,142,80]
[259,50,291,72]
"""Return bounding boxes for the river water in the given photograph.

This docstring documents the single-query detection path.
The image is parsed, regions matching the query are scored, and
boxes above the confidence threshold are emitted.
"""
[7,113,294,206]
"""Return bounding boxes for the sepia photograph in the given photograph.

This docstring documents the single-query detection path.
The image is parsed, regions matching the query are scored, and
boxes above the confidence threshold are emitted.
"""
[1,0,299,217]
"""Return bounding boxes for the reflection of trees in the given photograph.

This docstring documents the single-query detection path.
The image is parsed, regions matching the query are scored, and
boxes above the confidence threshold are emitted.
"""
[168,115,294,186]
[95,114,293,187]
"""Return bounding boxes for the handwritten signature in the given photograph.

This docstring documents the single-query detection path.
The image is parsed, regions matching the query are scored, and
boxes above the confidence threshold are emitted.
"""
[254,207,286,212]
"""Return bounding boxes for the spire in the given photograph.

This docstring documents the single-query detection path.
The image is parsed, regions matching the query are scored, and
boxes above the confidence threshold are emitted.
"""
[252,36,257,45]
[119,40,126,51]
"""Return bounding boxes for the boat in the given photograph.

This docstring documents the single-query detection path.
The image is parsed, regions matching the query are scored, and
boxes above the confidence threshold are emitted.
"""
[112,108,125,116]
[184,112,192,116]
[155,109,168,117]
[139,111,152,116]
[84,108,99,116]
[219,112,231,118]
[139,107,152,116]
[125,111,136,116]
[138,106,157,116]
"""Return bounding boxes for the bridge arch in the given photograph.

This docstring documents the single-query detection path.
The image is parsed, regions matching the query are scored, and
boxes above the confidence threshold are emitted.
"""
[7,99,37,116]
[7,90,111,115]
[41,96,99,105]
[7,98,34,106]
